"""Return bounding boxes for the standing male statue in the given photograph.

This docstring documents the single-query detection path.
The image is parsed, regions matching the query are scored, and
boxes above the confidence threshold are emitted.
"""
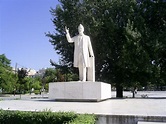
[65,24,95,82]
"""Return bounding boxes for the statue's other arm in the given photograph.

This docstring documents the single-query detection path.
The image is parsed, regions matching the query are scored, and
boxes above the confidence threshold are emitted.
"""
[88,37,94,57]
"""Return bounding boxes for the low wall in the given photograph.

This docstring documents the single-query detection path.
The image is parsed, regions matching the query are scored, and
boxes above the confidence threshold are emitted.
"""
[96,114,166,124]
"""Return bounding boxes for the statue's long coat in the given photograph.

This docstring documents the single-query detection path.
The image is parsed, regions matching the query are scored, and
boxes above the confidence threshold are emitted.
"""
[66,34,94,68]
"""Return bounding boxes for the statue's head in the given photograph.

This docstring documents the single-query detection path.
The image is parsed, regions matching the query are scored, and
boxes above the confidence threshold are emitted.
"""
[78,24,84,35]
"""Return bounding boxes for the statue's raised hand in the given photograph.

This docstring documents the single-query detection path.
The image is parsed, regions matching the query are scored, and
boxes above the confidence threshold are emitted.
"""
[65,26,69,34]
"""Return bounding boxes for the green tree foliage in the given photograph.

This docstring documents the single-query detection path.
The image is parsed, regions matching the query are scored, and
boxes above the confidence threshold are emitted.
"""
[0,54,11,68]
[50,59,79,81]
[17,68,29,93]
[42,68,57,82]
[138,0,166,89]
[22,77,42,94]
[0,54,17,93]
[47,0,166,97]
[41,68,57,91]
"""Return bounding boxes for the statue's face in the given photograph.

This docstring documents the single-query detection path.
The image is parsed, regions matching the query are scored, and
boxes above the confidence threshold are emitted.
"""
[78,24,84,34]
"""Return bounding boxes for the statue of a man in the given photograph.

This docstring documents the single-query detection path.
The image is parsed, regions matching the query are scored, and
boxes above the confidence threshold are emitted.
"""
[65,24,95,82]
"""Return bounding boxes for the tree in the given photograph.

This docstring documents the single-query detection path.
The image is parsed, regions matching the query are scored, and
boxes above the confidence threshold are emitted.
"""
[50,59,78,81]
[0,54,11,68]
[122,19,152,97]
[47,0,138,97]
[138,0,166,89]
[47,0,166,98]
[17,68,28,93]
[0,54,17,93]
[41,68,57,91]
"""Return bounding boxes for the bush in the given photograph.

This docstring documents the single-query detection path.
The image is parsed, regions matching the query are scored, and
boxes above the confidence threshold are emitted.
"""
[69,114,96,124]
[34,90,40,95]
[0,110,96,124]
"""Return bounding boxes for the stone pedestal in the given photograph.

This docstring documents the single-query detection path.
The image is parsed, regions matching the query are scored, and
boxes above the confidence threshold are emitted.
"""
[49,81,111,102]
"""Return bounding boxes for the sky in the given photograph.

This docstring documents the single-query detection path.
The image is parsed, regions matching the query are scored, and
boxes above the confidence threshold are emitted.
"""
[0,0,60,70]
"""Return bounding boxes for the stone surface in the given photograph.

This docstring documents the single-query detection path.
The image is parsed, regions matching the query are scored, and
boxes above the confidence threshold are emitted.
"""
[49,81,111,101]
[1,92,166,124]
[138,122,166,124]
[0,95,166,115]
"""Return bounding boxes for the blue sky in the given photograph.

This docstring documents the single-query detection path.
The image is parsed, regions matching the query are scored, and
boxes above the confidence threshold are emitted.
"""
[0,0,60,70]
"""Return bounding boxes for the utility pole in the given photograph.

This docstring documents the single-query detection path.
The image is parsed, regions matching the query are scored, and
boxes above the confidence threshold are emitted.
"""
[15,63,17,75]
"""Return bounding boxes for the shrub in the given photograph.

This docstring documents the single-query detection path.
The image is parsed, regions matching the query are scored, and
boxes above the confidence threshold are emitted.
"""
[69,114,96,124]
[0,110,96,124]
[34,90,40,95]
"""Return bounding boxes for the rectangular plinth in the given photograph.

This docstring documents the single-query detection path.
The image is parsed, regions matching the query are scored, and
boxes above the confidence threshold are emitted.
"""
[49,82,111,102]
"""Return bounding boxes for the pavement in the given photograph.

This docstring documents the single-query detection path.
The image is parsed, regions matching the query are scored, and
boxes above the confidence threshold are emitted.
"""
[0,91,166,116]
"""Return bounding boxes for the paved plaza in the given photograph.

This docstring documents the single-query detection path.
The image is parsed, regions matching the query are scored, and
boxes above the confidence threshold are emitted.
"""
[0,91,166,117]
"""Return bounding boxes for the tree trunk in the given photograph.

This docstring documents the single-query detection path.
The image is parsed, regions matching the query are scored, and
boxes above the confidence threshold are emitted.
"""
[132,87,137,98]
[116,84,123,98]
[132,91,135,98]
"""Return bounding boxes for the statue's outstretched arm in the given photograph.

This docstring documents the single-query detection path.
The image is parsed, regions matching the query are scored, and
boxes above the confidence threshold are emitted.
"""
[65,26,73,43]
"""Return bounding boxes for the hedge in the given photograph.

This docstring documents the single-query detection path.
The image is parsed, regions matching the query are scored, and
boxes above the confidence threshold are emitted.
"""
[0,110,96,124]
